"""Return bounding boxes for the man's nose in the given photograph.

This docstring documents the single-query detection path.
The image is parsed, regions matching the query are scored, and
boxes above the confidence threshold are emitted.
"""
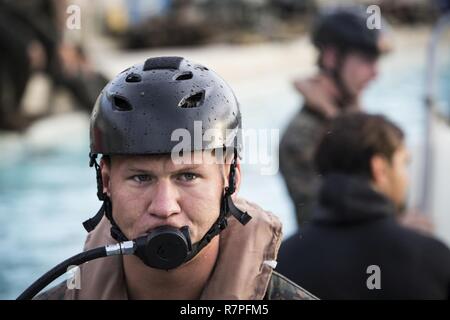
[147,180,181,219]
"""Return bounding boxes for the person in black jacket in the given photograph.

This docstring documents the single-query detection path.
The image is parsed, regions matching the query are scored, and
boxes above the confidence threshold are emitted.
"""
[277,113,450,299]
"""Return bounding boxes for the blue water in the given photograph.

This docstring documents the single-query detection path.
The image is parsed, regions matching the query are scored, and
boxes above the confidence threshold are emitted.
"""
[0,146,98,299]
[1,41,448,300]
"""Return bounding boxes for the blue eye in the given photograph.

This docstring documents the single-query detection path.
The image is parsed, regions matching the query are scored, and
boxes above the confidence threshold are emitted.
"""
[133,175,152,183]
[179,173,198,181]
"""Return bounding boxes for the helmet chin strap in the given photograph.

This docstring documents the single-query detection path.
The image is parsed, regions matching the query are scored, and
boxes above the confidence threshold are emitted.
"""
[83,149,252,267]
[323,50,356,110]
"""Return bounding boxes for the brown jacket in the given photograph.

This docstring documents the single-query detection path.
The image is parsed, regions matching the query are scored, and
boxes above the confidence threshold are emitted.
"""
[36,198,317,300]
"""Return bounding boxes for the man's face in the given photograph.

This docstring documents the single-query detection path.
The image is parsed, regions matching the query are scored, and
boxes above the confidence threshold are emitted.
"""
[100,152,237,243]
[373,145,410,212]
[340,51,379,96]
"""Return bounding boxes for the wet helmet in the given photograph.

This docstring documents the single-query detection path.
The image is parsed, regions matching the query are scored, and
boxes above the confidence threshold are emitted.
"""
[312,6,392,57]
[90,56,242,157]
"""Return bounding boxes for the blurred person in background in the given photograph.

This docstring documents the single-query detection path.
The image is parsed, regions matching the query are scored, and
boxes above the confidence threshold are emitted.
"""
[277,113,450,299]
[279,6,392,227]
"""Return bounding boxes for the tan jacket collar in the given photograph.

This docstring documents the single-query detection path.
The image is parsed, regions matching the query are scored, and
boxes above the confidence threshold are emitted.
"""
[293,74,361,118]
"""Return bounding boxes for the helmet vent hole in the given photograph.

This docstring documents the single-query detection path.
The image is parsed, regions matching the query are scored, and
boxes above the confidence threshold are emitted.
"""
[195,65,209,71]
[175,71,193,81]
[113,96,133,111]
[178,91,204,109]
[126,73,142,82]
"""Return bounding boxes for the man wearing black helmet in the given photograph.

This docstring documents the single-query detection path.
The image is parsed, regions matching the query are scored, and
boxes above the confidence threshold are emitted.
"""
[35,57,317,300]
[279,6,392,227]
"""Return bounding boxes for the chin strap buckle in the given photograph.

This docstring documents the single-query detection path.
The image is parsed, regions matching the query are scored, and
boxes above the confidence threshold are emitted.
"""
[226,196,252,225]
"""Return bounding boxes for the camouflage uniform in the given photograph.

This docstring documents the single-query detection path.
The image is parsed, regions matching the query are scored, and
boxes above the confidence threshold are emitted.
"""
[279,106,328,226]
[265,271,318,300]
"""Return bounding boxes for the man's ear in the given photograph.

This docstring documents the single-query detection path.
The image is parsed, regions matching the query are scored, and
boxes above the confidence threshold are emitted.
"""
[223,158,241,198]
[233,160,242,196]
[100,158,111,197]
[371,155,389,189]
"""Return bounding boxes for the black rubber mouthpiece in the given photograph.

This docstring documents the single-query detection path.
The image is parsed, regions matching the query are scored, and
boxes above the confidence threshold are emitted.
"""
[134,226,192,270]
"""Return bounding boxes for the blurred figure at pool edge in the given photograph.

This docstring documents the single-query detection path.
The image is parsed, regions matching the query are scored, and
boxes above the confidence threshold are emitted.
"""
[0,0,108,131]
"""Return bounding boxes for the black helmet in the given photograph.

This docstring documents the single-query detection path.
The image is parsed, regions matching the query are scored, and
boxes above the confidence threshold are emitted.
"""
[90,56,242,157]
[312,6,392,56]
